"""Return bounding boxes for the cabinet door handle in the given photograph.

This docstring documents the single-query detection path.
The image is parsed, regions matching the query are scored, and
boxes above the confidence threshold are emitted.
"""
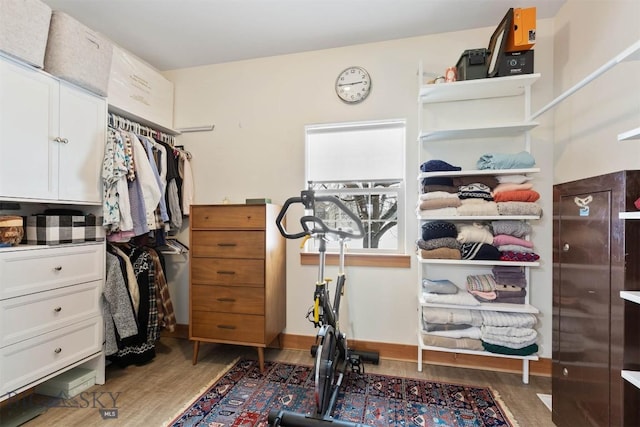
[54,137,69,144]
[217,325,236,330]
[53,307,62,313]
[54,347,62,354]
[217,270,236,275]
[217,298,236,302]
[53,266,63,271]
[217,243,237,247]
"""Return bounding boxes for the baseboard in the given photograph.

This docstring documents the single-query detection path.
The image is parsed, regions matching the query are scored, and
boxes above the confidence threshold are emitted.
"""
[164,327,551,377]
[279,333,552,377]
[161,323,189,339]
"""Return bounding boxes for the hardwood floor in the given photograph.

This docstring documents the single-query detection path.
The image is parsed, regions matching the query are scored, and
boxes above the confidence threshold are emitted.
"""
[3,337,555,426]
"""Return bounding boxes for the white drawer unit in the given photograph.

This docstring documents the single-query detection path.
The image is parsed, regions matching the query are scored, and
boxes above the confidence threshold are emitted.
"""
[0,243,104,299]
[0,243,106,402]
[0,316,103,396]
[0,280,101,347]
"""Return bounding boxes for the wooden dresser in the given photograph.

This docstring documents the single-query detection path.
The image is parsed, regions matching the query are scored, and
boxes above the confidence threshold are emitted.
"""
[189,204,286,371]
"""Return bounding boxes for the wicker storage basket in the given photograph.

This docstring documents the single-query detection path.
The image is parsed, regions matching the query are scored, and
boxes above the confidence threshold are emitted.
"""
[0,216,24,246]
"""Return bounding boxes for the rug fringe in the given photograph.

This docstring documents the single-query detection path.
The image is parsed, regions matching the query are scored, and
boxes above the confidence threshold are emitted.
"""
[488,387,520,427]
[162,356,242,426]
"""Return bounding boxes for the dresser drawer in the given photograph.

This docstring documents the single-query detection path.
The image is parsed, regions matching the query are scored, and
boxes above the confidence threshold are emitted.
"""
[0,316,103,396]
[191,258,264,286]
[191,312,265,343]
[0,243,105,299]
[0,280,102,348]
[191,231,265,259]
[192,285,264,315]
[191,205,266,229]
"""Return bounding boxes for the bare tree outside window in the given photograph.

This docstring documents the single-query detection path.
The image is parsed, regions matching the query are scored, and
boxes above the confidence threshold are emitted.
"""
[310,181,400,251]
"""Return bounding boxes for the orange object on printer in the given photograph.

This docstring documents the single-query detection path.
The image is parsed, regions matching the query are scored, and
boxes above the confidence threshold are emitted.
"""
[505,7,536,52]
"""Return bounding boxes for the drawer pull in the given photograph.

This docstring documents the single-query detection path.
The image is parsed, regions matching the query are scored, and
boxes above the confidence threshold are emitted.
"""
[217,325,236,330]
[54,347,62,354]
[217,298,236,302]
[54,307,62,313]
[217,270,236,275]
[53,266,63,271]
[217,243,237,247]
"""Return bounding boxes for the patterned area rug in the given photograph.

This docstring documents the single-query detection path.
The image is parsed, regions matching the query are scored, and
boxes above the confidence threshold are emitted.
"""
[167,359,517,427]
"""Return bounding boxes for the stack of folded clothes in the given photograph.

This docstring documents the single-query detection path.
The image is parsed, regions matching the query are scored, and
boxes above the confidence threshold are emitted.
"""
[491,219,540,262]
[457,183,499,216]
[421,278,480,306]
[466,270,527,304]
[491,265,527,304]
[455,222,500,261]
[460,242,501,261]
[417,220,460,259]
[476,151,536,170]
[417,191,461,216]
[421,306,484,350]
[480,311,538,356]
[466,274,498,302]
[420,159,460,194]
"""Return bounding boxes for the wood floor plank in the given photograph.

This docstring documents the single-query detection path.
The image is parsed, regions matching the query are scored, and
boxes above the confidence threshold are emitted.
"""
[2,338,555,426]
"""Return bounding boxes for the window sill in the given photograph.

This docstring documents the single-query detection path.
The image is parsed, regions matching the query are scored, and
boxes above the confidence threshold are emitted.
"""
[300,252,411,268]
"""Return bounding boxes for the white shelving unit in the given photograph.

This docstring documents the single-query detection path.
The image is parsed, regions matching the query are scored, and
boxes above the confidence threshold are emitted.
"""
[416,64,541,384]
[621,290,640,391]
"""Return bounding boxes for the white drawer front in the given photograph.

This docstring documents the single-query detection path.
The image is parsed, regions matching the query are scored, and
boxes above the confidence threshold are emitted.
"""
[0,243,105,299]
[0,280,102,348]
[0,316,103,396]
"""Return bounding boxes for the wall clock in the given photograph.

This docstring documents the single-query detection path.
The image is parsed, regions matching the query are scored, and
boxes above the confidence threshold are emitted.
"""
[335,66,371,104]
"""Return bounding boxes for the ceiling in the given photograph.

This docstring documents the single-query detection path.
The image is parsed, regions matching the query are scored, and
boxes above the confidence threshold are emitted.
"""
[41,0,566,71]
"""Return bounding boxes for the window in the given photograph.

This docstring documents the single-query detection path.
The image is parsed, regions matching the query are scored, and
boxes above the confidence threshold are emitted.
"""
[305,119,406,254]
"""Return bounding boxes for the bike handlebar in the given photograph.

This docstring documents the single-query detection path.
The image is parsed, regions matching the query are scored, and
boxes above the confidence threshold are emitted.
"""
[276,190,365,240]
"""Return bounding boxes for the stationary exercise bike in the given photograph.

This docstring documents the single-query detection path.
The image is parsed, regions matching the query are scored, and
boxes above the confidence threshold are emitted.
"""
[269,189,379,427]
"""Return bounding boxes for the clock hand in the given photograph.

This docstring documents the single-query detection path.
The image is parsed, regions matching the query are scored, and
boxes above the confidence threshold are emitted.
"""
[338,81,364,86]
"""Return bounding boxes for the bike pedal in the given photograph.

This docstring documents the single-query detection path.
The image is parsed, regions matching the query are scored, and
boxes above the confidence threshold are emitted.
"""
[348,355,364,374]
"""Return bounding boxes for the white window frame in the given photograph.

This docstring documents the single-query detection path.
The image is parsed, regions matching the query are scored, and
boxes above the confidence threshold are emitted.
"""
[304,119,406,254]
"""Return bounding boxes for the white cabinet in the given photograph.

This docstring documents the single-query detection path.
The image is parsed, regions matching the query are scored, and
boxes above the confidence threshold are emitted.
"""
[0,54,106,204]
[0,243,105,401]
[416,66,541,383]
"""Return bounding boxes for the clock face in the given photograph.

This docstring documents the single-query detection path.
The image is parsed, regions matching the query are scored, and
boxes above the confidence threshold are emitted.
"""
[335,66,371,104]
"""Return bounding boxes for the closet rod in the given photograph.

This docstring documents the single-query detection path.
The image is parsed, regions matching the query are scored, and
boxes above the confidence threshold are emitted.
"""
[530,39,640,120]
[176,125,215,133]
[109,112,177,146]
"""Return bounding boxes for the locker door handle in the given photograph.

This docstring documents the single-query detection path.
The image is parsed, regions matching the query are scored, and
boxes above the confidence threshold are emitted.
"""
[562,243,570,252]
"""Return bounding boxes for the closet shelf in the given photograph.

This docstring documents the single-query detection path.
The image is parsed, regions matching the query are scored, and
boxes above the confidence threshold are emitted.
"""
[531,39,640,119]
[419,298,540,314]
[622,370,640,390]
[417,214,541,221]
[419,73,541,103]
[419,168,540,179]
[621,290,640,304]
[418,339,539,361]
[417,256,540,267]
[108,104,181,136]
[619,212,640,220]
[419,122,538,142]
[618,127,640,142]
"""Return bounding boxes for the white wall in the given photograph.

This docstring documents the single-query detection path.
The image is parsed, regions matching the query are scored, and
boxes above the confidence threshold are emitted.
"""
[163,19,558,357]
[551,0,640,184]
